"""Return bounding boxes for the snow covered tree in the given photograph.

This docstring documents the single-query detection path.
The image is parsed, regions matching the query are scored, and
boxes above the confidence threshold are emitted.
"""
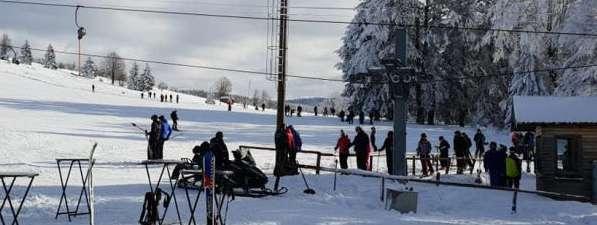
[215,77,232,98]
[101,51,126,85]
[0,33,10,60]
[140,63,155,91]
[158,81,168,90]
[81,57,97,78]
[127,62,141,90]
[43,44,57,69]
[554,0,597,96]
[19,40,33,65]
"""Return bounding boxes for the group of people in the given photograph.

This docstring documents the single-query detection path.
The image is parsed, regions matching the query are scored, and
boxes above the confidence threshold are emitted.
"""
[274,124,303,176]
[145,111,180,159]
[333,127,528,188]
[283,105,338,118]
[334,127,394,172]
[142,91,180,104]
[145,114,173,160]
[338,108,381,126]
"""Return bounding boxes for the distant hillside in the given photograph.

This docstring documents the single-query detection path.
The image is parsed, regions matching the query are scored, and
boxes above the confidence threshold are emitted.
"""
[287,97,328,107]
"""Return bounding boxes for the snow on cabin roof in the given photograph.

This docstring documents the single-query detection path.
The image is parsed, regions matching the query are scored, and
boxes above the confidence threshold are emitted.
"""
[513,96,597,125]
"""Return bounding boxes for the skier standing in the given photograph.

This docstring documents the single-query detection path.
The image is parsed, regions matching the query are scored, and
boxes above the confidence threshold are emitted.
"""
[323,107,328,117]
[334,130,351,170]
[453,131,467,174]
[314,106,318,116]
[416,133,434,176]
[176,94,179,103]
[350,127,370,170]
[170,110,179,131]
[156,115,172,159]
[339,110,345,122]
[297,106,302,117]
[483,142,506,187]
[261,103,266,111]
[347,111,355,124]
[330,107,336,117]
[378,131,394,174]
[358,111,365,125]
[368,111,374,125]
[438,136,450,170]
[145,115,161,160]
[473,129,486,160]
[370,127,377,152]
[91,84,95,92]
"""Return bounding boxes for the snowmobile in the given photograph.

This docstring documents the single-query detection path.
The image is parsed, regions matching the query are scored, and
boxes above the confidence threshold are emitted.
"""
[173,148,287,198]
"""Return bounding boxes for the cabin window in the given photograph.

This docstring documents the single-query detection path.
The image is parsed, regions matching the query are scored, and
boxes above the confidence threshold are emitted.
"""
[555,137,580,175]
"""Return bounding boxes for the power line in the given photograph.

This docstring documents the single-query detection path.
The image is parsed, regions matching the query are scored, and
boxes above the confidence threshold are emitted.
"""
[10,44,345,82]
[12,44,597,85]
[2,0,597,37]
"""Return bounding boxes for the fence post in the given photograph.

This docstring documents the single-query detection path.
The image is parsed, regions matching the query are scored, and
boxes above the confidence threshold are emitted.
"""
[369,155,374,171]
[411,155,416,176]
[316,153,321,175]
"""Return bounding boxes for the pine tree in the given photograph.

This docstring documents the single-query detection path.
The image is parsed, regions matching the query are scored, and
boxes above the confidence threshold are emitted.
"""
[81,57,97,78]
[19,40,33,65]
[140,63,155,91]
[0,33,11,60]
[127,62,140,90]
[43,44,57,69]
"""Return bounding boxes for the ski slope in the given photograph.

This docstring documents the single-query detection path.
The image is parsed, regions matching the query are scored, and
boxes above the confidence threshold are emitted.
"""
[0,61,594,225]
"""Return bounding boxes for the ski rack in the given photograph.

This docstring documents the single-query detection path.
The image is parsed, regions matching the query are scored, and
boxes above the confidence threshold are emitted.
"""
[0,172,38,225]
[140,159,185,225]
[180,169,235,225]
[55,158,94,221]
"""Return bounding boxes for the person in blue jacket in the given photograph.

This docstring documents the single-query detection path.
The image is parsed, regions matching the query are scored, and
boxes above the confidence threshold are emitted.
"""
[157,115,172,159]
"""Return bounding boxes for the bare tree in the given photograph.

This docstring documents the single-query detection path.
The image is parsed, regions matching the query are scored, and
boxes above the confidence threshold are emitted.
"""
[101,51,126,85]
[214,77,232,98]
[0,34,11,60]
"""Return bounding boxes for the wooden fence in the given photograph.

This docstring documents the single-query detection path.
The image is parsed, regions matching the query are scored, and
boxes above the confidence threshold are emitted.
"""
[238,145,485,176]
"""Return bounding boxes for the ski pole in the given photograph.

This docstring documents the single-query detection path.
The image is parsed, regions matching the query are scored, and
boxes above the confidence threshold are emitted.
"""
[333,159,338,192]
[131,123,149,140]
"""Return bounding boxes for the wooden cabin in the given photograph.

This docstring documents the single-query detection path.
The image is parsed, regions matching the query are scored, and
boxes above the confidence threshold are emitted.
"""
[512,96,596,202]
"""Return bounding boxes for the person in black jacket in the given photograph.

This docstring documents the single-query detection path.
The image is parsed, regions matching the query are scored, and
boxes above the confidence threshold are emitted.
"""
[358,111,365,124]
[473,129,486,159]
[370,127,377,152]
[351,126,370,170]
[145,115,161,160]
[453,131,467,174]
[438,136,450,170]
[378,131,394,174]
[210,131,229,169]
[170,110,179,131]
[339,110,345,122]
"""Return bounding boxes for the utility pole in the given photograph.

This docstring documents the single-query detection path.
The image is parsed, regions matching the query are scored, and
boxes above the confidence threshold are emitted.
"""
[274,0,289,191]
[275,0,288,130]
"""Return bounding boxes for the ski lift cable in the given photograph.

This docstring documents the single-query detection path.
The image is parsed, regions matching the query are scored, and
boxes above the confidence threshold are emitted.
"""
[8,44,597,85]
[2,0,597,37]
[8,44,345,82]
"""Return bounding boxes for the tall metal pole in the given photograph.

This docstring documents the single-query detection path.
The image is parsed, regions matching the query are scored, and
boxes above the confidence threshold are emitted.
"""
[274,0,288,191]
[392,28,408,176]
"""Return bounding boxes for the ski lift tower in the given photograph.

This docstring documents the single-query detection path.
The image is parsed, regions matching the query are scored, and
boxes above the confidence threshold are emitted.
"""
[367,28,413,176]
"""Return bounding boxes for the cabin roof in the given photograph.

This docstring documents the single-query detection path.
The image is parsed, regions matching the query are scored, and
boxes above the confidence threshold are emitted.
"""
[512,96,597,130]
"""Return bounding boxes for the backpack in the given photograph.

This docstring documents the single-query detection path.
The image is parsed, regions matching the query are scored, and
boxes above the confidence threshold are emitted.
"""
[289,126,302,151]
[505,157,520,178]
[160,120,172,140]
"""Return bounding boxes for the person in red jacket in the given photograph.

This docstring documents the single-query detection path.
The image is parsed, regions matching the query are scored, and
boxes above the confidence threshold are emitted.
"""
[334,130,351,169]
[285,126,297,174]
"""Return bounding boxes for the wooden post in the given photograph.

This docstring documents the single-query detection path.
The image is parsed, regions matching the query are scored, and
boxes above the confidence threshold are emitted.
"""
[445,156,450,174]
[369,155,374,171]
[316,153,321,175]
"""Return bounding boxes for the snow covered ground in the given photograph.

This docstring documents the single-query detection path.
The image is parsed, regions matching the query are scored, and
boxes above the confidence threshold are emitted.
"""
[0,61,594,225]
